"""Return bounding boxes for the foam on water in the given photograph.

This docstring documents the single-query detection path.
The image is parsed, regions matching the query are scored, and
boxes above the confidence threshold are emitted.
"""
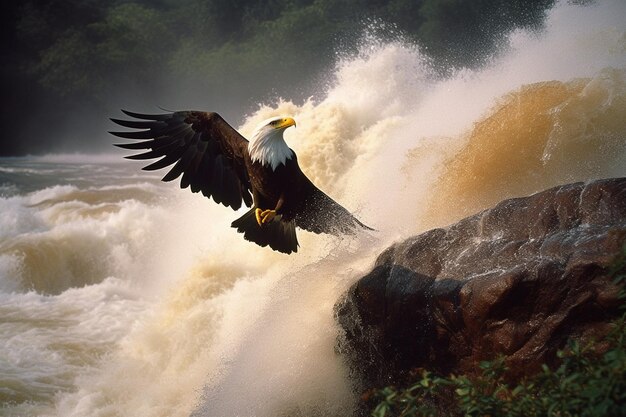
[1,1,625,416]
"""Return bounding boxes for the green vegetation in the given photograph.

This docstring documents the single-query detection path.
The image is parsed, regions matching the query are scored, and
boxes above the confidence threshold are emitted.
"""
[370,244,626,417]
[14,0,554,98]
[1,0,554,154]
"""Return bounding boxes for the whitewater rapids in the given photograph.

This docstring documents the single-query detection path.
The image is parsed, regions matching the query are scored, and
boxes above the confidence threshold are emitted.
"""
[1,1,625,416]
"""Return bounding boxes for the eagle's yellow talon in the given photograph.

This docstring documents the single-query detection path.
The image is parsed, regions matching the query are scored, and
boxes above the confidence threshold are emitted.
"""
[255,208,264,226]
[255,208,277,226]
[261,209,277,224]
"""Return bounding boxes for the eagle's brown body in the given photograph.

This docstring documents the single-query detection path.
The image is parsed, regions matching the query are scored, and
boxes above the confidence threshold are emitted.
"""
[247,157,299,218]
[111,110,371,254]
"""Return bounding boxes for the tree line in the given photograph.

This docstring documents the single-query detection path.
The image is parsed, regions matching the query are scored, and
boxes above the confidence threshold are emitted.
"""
[0,0,553,154]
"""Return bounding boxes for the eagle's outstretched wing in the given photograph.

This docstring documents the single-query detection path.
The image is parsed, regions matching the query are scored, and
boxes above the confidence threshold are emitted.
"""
[294,176,373,235]
[111,110,252,210]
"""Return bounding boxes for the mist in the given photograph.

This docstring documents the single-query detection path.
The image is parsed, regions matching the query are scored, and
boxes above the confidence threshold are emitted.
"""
[0,0,554,156]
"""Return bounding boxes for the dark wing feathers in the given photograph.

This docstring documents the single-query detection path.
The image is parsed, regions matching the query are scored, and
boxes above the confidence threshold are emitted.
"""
[114,141,154,150]
[295,179,373,235]
[109,118,165,129]
[111,110,252,210]
[121,109,172,121]
[110,129,157,140]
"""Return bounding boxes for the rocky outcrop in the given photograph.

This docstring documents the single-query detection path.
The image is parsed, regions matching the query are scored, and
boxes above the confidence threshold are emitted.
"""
[336,178,626,389]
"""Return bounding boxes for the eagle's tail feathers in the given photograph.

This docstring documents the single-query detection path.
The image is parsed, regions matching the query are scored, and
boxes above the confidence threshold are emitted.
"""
[231,208,299,254]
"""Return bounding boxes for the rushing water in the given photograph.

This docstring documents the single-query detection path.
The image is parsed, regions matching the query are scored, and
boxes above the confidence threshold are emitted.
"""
[1,1,626,416]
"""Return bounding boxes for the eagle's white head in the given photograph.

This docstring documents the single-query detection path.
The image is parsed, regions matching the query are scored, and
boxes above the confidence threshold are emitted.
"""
[248,116,296,170]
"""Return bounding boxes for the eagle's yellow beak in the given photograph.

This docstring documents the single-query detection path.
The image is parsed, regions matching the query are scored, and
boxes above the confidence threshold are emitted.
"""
[277,117,296,129]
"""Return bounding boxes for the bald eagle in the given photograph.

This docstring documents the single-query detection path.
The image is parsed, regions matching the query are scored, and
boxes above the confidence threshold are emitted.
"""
[111,110,371,254]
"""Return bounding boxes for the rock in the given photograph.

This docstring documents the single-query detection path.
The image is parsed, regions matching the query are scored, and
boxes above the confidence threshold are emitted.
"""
[335,178,626,389]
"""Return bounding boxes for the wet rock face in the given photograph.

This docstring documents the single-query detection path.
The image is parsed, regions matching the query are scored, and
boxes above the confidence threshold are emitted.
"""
[336,178,626,388]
